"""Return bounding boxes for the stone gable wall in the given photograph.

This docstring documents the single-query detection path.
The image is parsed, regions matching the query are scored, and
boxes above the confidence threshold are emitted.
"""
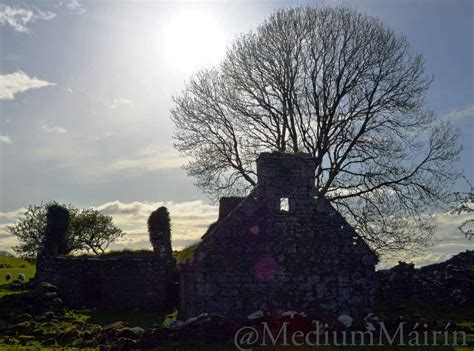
[180,153,377,319]
[180,194,377,319]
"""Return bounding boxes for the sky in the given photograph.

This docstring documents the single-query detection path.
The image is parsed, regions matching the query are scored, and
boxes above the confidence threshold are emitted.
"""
[0,0,473,268]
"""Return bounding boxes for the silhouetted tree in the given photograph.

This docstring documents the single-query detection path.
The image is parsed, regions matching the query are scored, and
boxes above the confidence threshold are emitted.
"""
[69,208,124,255]
[148,207,173,258]
[9,202,124,258]
[453,178,473,240]
[172,5,461,256]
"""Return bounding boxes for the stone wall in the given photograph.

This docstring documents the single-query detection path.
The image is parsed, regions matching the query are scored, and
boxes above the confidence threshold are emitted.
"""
[180,152,378,320]
[376,250,474,310]
[218,197,244,220]
[36,256,175,310]
[34,204,176,311]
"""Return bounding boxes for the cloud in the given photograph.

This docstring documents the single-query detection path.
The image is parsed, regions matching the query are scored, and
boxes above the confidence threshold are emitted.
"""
[1,199,472,265]
[0,71,55,100]
[93,199,219,251]
[95,132,113,141]
[0,136,13,144]
[0,200,217,253]
[378,208,474,269]
[102,145,185,175]
[0,4,56,33]
[41,122,67,134]
[444,105,474,122]
[33,141,184,182]
[59,0,85,15]
[109,98,134,109]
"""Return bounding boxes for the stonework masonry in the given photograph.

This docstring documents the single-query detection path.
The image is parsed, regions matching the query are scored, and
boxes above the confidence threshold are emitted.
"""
[35,204,175,311]
[179,152,378,319]
[35,256,174,310]
[35,152,378,318]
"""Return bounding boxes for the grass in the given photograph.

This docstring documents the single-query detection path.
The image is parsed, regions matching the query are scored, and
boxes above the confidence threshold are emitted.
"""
[0,256,35,297]
[0,310,103,350]
[173,243,199,264]
[375,297,474,323]
[0,256,35,284]
[78,309,168,328]
[74,249,157,259]
[0,254,472,350]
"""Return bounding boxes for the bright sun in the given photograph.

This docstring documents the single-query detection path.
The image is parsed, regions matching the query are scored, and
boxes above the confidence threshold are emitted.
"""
[163,10,226,74]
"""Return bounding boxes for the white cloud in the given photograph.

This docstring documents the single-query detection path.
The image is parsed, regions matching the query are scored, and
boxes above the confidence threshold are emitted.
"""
[109,98,134,109]
[59,0,85,15]
[0,200,218,253]
[444,105,474,122]
[32,141,185,183]
[95,132,113,141]
[0,71,55,100]
[0,4,56,33]
[0,136,13,144]
[378,208,474,269]
[102,145,185,175]
[1,199,472,264]
[41,122,67,134]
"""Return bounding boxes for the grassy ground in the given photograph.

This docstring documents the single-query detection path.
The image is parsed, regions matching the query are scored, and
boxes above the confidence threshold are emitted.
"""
[0,256,35,284]
[77,249,157,259]
[375,298,474,323]
[173,243,199,264]
[0,256,35,297]
[77,309,170,328]
[0,255,472,350]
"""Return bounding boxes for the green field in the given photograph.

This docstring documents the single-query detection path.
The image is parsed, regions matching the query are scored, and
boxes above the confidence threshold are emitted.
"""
[0,255,35,283]
[0,256,35,296]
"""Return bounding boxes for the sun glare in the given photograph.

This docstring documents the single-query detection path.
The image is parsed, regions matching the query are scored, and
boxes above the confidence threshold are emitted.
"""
[163,10,226,74]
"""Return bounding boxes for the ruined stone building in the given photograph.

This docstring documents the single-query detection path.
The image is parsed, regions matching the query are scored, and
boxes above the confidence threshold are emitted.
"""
[180,152,378,319]
[34,152,378,319]
[35,206,176,310]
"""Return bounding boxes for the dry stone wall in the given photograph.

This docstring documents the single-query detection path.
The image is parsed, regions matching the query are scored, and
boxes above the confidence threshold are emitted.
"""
[36,256,175,310]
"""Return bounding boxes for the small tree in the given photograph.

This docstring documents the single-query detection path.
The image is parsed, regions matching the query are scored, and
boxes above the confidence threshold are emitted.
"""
[69,208,124,255]
[148,207,172,258]
[9,203,50,259]
[9,202,124,258]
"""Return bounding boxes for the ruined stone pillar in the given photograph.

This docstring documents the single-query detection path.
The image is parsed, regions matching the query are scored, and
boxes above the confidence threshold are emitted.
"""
[148,207,173,262]
[38,204,70,258]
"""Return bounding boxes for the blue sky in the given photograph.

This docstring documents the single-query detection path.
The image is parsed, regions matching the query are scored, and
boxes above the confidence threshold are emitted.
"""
[0,0,472,264]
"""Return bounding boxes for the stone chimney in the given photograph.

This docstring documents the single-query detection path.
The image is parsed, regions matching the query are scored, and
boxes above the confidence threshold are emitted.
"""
[255,152,316,208]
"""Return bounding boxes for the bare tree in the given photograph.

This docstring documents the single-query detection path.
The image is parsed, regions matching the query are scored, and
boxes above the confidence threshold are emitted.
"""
[171,6,461,256]
[453,178,473,240]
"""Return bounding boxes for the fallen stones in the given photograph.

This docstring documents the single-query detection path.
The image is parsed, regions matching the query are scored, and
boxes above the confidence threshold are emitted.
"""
[337,314,353,328]
[281,310,297,319]
[164,319,184,330]
[247,310,264,320]
[115,326,144,340]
